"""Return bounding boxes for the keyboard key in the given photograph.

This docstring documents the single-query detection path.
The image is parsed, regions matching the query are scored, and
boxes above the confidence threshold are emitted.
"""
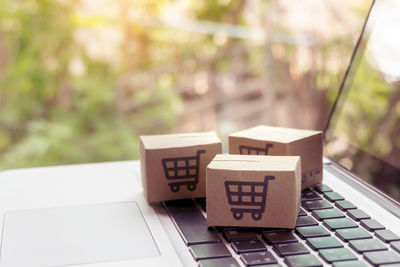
[164,200,220,245]
[189,243,231,261]
[391,241,400,253]
[323,192,344,202]
[323,218,358,231]
[319,248,357,263]
[298,208,307,217]
[296,216,319,227]
[285,254,322,267]
[364,250,400,266]
[296,226,330,239]
[312,209,345,221]
[240,251,278,265]
[263,231,298,244]
[375,229,400,243]
[216,226,240,231]
[333,261,368,267]
[306,236,343,250]
[262,228,288,233]
[348,239,387,253]
[273,242,309,257]
[223,230,258,242]
[302,200,333,211]
[195,198,207,212]
[347,209,370,221]
[313,184,332,193]
[360,219,385,231]
[199,257,240,267]
[335,200,357,211]
[231,238,266,254]
[301,190,322,201]
[336,228,372,242]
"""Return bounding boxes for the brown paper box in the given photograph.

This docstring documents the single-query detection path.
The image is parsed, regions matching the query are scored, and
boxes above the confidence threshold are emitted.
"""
[140,132,222,203]
[206,154,301,228]
[229,125,323,189]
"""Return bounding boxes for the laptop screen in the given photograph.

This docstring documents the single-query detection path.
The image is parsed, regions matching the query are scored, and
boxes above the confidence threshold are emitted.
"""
[325,0,400,202]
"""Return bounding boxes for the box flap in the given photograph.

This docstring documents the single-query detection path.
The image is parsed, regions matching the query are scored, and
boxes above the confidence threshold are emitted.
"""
[229,125,322,143]
[208,154,300,172]
[140,132,221,149]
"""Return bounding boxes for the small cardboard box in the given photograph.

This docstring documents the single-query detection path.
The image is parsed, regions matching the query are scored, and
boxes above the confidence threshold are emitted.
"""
[229,125,323,189]
[140,132,222,203]
[206,154,301,228]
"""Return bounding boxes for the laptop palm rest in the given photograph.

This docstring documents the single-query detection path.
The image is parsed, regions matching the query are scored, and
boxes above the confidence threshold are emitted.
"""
[0,202,160,267]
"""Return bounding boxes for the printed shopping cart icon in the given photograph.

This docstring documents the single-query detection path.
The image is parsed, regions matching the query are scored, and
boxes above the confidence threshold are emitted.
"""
[239,144,273,155]
[224,176,275,221]
[162,149,206,193]
[302,168,322,184]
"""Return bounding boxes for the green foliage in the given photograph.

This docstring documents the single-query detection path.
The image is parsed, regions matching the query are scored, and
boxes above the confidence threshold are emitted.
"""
[0,0,181,170]
[0,0,370,171]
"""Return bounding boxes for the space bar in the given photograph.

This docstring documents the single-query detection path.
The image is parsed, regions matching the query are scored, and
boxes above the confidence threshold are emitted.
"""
[164,199,221,246]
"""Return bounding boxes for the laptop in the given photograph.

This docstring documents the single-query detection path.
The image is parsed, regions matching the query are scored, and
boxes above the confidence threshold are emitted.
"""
[0,0,399,266]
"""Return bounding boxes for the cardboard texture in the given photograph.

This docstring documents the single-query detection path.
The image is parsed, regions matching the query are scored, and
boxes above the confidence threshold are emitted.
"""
[140,132,222,203]
[206,154,301,228]
[229,125,323,189]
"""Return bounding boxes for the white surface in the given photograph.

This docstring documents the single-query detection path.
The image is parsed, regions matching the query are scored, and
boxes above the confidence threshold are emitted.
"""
[0,161,183,267]
[1,202,160,267]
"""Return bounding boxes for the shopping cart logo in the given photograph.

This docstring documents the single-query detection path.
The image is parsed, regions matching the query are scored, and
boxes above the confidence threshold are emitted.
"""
[162,149,206,193]
[302,168,321,184]
[239,144,273,155]
[224,176,275,221]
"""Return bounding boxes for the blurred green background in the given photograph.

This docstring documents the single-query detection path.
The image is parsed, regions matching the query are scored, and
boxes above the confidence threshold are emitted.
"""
[0,0,371,170]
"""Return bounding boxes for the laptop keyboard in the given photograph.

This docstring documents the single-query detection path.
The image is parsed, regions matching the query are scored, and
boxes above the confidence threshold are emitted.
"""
[163,184,400,266]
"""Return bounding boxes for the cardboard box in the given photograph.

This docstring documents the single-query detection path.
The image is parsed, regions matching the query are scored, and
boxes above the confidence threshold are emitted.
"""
[229,125,323,189]
[206,154,301,228]
[140,132,222,203]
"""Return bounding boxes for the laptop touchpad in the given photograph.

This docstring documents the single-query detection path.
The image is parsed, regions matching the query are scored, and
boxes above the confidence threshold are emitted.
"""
[0,202,160,267]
